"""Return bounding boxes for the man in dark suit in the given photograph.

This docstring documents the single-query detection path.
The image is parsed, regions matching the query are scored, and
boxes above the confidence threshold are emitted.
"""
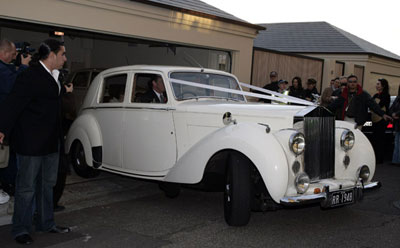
[259,71,279,103]
[139,75,167,103]
[0,39,72,245]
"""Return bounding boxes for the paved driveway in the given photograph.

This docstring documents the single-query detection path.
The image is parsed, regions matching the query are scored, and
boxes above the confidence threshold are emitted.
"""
[0,162,399,248]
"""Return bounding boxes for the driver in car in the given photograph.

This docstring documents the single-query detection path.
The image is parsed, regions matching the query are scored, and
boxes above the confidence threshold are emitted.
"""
[140,75,167,103]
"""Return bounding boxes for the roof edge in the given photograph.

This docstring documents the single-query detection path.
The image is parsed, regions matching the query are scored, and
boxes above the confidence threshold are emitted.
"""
[130,0,265,31]
[253,47,324,62]
[296,51,400,63]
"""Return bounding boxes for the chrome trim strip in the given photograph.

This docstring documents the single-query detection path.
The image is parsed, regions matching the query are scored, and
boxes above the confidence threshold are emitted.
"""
[101,166,165,178]
[125,106,176,111]
[363,181,381,190]
[280,193,326,205]
[81,106,174,111]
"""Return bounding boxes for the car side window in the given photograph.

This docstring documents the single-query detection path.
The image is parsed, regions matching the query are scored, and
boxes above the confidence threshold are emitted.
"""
[131,73,166,104]
[73,71,90,88]
[100,74,127,103]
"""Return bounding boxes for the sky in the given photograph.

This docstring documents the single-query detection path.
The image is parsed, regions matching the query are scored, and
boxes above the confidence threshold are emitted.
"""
[201,0,400,56]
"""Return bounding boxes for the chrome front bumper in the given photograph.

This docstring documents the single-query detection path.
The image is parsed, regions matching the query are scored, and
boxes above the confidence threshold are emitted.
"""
[280,181,381,206]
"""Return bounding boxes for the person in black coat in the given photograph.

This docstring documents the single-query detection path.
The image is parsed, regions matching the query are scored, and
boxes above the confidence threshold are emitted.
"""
[389,85,400,164]
[0,39,31,201]
[371,78,391,163]
[288,76,305,99]
[328,75,392,129]
[258,71,279,103]
[304,78,319,102]
[0,39,72,245]
[138,75,167,103]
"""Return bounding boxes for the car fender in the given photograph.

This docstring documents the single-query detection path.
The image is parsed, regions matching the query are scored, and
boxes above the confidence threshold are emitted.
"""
[335,121,376,181]
[65,113,102,167]
[164,122,289,202]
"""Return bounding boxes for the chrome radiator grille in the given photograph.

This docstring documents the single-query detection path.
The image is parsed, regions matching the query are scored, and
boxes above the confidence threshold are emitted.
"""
[304,116,335,181]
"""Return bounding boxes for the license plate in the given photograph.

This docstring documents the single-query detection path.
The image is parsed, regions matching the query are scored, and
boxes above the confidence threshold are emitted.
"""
[329,189,354,207]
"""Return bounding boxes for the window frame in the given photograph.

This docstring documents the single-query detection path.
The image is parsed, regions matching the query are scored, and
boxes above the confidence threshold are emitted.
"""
[97,72,129,105]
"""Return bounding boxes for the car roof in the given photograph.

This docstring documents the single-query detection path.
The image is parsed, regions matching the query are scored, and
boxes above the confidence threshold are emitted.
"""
[100,65,235,78]
[72,68,105,73]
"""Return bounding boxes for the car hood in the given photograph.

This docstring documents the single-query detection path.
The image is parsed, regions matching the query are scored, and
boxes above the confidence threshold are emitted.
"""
[173,100,311,130]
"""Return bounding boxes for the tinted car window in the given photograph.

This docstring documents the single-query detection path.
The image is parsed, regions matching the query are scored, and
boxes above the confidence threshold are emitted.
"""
[73,71,90,88]
[100,74,127,103]
[132,73,166,103]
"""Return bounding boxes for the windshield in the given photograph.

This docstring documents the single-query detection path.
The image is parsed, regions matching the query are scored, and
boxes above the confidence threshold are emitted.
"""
[170,72,245,101]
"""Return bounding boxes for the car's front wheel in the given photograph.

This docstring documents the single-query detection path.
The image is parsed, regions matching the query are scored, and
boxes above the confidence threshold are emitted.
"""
[71,141,100,178]
[224,153,251,226]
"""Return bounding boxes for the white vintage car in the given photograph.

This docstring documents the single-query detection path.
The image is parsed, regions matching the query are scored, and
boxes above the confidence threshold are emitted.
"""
[66,65,380,226]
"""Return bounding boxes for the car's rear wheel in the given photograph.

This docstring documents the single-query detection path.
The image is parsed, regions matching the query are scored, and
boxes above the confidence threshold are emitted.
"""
[71,141,100,178]
[224,153,251,226]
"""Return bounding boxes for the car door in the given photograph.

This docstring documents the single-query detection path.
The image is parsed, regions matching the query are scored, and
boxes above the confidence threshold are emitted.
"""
[92,71,130,169]
[123,72,176,175]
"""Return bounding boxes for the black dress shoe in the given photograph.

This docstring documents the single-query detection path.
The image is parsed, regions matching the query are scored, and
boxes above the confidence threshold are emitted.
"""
[15,234,33,245]
[48,226,71,233]
[54,205,66,212]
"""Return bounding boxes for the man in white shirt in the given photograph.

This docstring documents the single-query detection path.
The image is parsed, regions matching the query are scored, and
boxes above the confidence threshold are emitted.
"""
[0,39,72,245]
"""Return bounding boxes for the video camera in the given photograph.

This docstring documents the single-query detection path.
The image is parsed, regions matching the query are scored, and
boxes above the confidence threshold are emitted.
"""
[13,42,35,66]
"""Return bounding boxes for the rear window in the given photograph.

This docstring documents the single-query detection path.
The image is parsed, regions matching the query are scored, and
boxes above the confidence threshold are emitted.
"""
[99,74,127,103]
[73,71,90,88]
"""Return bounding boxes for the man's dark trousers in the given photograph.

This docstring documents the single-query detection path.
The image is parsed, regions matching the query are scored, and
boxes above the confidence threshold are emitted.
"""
[12,152,59,238]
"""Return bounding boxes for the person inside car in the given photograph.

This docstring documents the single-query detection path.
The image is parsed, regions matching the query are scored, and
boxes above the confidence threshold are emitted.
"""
[140,75,167,103]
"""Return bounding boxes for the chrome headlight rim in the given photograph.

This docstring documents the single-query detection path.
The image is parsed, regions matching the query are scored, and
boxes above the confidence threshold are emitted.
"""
[289,132,305,156]
[340,130,355,151]
[295,172,310,194]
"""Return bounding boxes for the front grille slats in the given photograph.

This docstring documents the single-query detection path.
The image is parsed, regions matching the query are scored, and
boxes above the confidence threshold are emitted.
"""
[304,116,335,181]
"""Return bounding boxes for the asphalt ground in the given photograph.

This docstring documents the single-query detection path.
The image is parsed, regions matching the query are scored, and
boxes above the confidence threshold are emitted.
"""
[0,161,399,248]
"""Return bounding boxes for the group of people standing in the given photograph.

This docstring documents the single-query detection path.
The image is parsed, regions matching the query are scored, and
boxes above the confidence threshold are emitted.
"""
[260,71,320,103]
[0,38,73,245]
[261,70,400,165]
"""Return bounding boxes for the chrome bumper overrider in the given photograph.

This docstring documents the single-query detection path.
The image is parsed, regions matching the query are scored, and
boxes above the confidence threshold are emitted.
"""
[280,181,381,206]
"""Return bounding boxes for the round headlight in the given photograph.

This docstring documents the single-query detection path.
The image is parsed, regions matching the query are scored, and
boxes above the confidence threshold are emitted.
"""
[358,165,370,182]
[295,172,310,194]
[289,132,305,155]
[340,130,355,151]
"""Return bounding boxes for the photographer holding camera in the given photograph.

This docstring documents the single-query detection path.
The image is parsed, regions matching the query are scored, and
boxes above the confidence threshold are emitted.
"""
[0,39,31,102]
[13,42,35,67]
[0,39,31,205]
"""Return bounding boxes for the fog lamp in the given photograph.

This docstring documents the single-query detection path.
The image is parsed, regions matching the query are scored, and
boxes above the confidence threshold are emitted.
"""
[295,172,310,194]
[358,165,370,183]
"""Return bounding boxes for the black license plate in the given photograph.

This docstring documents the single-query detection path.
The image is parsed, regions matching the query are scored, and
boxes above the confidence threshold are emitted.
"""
[329,189,354,207]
